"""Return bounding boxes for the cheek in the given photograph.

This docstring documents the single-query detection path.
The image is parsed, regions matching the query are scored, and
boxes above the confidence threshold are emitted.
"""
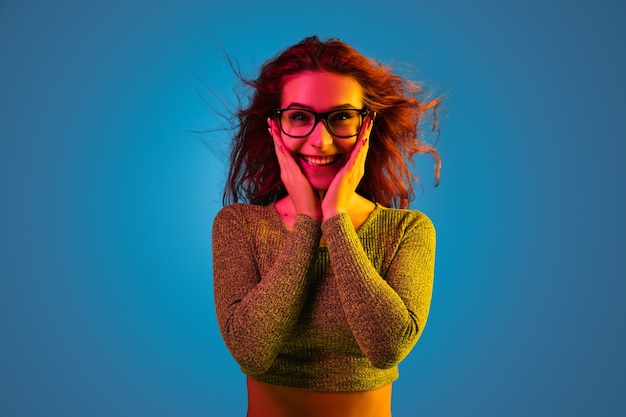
[281,138,305,155]
[339,139,358,154]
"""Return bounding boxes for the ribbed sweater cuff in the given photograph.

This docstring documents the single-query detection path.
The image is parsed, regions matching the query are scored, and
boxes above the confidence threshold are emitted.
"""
[321,212,354,241]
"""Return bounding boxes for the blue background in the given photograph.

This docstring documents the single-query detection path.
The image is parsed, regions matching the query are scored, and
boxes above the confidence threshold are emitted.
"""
[1,0,625,416]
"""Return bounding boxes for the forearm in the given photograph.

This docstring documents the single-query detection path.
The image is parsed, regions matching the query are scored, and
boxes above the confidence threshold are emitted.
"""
[213,210,321,373]
[322,213,434,368]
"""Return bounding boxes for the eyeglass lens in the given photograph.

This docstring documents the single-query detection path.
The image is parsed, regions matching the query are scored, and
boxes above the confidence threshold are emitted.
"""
[279,109,363,138]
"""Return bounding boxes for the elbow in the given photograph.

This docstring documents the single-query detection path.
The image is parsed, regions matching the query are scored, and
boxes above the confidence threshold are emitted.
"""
[226,343,275,375]
[223,332,276,375]
[238,357,273,375]
[369,345,411,369]
[368,324,421,369]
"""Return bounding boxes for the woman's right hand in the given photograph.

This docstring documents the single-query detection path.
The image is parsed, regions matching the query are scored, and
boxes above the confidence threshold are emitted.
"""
[269,118,322,221]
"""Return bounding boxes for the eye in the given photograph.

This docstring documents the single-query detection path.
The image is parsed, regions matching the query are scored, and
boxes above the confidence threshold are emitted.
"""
[287,110,313,123]
[329,111,357,125]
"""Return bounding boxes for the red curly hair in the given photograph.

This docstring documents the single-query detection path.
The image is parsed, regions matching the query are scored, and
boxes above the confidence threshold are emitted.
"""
[224,36,441,208]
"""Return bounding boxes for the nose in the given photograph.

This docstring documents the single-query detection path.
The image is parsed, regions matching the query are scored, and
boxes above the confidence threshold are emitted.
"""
[307,120,334,148]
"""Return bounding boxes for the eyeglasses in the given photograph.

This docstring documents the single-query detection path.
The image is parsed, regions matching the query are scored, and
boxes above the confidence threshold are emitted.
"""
[274,108,369,139]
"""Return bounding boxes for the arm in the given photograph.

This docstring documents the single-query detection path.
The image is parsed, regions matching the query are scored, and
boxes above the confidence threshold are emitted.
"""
[322,212,435,369]
[212,205,321,374]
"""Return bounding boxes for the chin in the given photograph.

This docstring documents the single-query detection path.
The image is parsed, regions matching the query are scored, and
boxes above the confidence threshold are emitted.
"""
[299,163,342,193]
[307,177,333,192]
[311,183,331,193]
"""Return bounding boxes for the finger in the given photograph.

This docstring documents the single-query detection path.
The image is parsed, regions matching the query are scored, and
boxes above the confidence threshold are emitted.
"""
[268,117,284,139]
[346,113,373,163]
[358,113,374,159]
[268,118,308,190]
[357,112,375,143]
[268,118,284,155]
[346,117,372,165]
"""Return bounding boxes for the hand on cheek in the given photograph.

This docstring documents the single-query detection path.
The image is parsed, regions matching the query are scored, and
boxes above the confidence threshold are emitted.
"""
[321,114,374,221]
[268,118,322,221]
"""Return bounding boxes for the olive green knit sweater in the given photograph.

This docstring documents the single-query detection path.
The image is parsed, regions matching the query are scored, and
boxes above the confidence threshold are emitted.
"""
[212,202,435,392]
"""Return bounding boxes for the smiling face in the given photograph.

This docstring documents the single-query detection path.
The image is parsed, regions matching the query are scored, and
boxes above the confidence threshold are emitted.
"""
[278,71,365,192]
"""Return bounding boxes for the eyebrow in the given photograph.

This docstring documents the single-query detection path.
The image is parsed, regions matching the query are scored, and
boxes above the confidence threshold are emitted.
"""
[282,102,360,111]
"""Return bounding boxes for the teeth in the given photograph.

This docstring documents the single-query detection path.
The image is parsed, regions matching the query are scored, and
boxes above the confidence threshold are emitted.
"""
[302,155,339,166]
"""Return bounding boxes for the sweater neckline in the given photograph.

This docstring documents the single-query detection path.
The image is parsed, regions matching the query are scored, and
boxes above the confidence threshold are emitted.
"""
[269,202,383,236]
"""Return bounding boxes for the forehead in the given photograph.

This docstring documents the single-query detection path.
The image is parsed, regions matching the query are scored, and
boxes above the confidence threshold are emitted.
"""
[281,71,363,109]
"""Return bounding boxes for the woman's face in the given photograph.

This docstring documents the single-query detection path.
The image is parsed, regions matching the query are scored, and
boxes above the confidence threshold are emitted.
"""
[278,71,365,192]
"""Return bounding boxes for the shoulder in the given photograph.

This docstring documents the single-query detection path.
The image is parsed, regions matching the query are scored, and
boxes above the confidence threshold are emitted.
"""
[367,207,436,257]
[214,203,274,223]
[363,205,436,251]
[371,205,435,233]
[212,203,268,234]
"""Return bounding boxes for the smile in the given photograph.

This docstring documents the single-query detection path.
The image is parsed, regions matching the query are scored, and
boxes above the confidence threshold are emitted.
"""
[300,155,342,167]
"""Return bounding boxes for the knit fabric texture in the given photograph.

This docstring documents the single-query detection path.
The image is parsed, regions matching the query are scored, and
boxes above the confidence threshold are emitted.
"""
[212,202,435,392]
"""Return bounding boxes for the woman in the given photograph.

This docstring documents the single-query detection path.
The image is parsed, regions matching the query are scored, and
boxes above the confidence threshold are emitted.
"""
[212,36,441,417]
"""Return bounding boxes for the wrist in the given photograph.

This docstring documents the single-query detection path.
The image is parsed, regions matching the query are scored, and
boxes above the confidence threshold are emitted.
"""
[294,204,322,222]
[300,210,323,222]
[322,207,346,222]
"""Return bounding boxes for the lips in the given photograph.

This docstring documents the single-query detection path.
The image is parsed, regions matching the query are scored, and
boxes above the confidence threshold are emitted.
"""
[300,154,342,167]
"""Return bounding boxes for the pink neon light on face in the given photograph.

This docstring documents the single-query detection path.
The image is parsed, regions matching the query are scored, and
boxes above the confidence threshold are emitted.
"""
[279,71,364,192]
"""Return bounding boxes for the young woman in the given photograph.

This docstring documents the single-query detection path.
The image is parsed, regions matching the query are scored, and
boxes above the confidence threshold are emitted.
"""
[212,36,441,417]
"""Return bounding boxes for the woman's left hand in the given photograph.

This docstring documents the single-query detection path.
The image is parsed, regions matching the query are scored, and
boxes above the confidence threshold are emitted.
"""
[321,114,374,221]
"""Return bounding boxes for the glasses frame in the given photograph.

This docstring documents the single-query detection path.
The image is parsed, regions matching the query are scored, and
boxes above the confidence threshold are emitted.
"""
[274,107,370,139]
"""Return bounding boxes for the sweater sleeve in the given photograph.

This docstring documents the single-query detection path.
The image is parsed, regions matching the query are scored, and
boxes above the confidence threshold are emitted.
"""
[321,211,435,369]
[212,205,321,374]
